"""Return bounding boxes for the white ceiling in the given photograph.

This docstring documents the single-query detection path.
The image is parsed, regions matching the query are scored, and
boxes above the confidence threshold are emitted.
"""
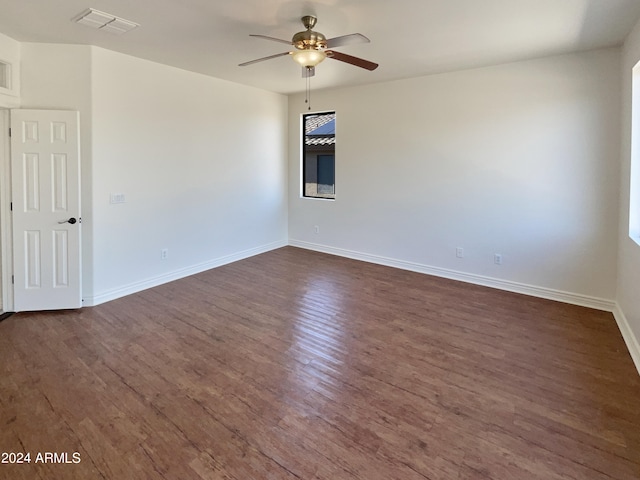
[1,0,640,95]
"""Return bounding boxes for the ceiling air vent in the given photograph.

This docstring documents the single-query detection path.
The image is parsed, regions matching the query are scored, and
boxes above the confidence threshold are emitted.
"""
[74,8,139,35]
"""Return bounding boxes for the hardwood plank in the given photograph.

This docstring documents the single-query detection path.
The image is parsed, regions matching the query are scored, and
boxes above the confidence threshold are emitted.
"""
[0,246,638,479]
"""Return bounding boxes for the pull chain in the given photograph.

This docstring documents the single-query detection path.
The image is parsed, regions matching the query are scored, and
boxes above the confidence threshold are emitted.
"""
[305,67,312,111]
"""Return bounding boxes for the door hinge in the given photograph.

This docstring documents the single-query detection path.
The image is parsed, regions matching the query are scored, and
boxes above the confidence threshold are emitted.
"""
[8,127,11,137]
[11,275,14,285]
[10,202,12,211]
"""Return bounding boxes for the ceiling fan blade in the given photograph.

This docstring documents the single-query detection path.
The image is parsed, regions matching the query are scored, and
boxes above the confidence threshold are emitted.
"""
[239,51,291,67]
[325,33,370,49]
[250,34,293,45]
[326,50,378,71]
[302,66,315,78]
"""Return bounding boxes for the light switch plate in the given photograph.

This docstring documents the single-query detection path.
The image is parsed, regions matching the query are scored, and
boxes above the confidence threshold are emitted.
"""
[110,193,126,204]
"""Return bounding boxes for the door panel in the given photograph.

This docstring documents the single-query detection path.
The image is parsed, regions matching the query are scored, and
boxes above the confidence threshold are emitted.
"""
[11,110,81,311]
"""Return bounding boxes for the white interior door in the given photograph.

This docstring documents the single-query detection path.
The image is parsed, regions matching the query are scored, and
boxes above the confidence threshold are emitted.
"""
[11,109,81,311]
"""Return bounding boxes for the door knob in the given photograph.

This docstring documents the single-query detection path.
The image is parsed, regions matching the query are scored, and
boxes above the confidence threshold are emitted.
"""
[58,217,77,225]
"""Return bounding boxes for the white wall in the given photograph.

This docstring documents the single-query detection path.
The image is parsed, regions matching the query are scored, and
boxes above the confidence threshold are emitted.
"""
[618,21,640,369]
[18,43,288,306]
[289,49,621,305]
[89,47,288,303]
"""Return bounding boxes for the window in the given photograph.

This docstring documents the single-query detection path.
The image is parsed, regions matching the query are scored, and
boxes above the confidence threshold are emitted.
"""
[631,62,640,245]
[0,61,10,90]
[303,111,335,199]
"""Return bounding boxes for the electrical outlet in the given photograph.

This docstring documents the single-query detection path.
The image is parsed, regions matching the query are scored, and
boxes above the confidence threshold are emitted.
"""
[161,248,169,260]
[456,247,464,258]
[314,225,320,234]
[494,253,502,265]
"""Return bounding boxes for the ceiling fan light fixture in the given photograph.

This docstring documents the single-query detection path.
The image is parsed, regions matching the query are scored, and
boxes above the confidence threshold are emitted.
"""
[291,49,326,68]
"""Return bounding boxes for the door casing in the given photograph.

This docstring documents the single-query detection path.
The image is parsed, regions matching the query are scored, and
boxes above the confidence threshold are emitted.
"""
[0,108,12,312]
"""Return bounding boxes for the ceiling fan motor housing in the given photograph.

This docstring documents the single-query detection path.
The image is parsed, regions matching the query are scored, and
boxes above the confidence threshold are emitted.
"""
[292,30,326,50]
[293,16,326,50]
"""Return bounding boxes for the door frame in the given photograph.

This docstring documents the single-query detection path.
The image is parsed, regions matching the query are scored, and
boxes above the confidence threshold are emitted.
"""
[0,108,14,312]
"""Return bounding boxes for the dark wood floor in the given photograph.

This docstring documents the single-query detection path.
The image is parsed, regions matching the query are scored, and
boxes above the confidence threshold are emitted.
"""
[1,246,639,479]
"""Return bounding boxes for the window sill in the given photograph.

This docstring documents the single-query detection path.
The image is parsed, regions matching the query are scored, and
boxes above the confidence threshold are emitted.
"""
[300,196,335,202]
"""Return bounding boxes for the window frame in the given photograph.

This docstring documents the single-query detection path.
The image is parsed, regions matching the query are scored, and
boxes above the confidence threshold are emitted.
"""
[630,62,640,246]
[301,111,336,201]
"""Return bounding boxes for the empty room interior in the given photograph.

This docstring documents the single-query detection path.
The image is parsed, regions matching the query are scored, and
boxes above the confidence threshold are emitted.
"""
[1,1,640,479]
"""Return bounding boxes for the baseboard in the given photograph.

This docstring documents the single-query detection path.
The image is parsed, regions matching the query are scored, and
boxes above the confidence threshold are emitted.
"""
[612,305,640,375]
[83,240,287,307]
[288,239,616,312]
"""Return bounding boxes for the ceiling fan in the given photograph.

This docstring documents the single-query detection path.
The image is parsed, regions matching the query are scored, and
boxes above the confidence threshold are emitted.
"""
[239,15,379,77]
